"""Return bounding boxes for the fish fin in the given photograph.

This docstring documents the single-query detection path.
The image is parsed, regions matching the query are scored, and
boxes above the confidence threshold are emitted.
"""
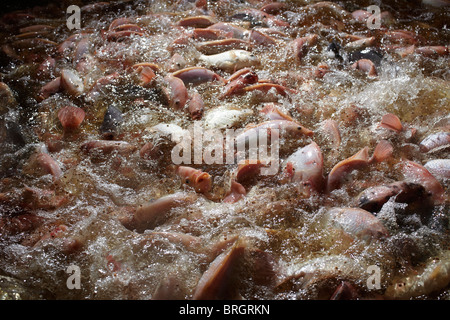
[370,140,393,164]
[247,248,277,286]
[380,113,403,132]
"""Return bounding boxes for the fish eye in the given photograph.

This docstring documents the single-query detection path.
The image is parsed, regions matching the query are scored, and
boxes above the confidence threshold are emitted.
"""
[297,126,302,130]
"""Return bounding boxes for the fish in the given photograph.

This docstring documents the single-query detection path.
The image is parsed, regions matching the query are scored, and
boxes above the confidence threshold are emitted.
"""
[324,207,389,242]
[379,113,403,132]
[187,91,205,120]
[139,141,160,160]
[235,119,314,147]
[177,15,217,28]
[424,159,450,181]
[207,22,248,39]
[282,142,325,192]
[223,180,247,203]
[260,2,286,15]
[327,140,393,192]
[0,0,449,301]
[199,50,260,72]
[400,160,446,204]
[57,106,85,131]
[192,240,246,300]
[248,29,277,46]
[385,251,450,299]
[345,36,376,50]
[320,119,341,148]
[60,69,84,96]
[351,59,378,77]
[260,103,294,121]
[100,105,123,139]
[147,123,189,144]
[419,132,450,153]
[80,140,137,157]
[357,181,429,212]
[176,166,213,194]
[415,46,449,57]
[220,68,258,97]
[243,82,292,97]
[38,77,62,101]
[235,159,270,183]
[289,34,318,62]
[172,67,224,86]
[163,74,189,111]
[203,105,253,130]
[24,151,63,181]
[196,38,252,55]
[118,192,198,233]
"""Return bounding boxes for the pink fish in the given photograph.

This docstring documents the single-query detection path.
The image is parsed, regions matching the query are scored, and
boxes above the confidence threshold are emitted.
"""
[80,140,137,157]
[327,140,393,192]
[26,152,63,181]
[163,74,189,111]
[187,92,205,120]
[176,166,212,194]
[325,207,389,242]
[220,68,258,98]
[57,106,85,130]
[192,240,246,300]
[400,160,446,205]
[235,119,314,148]
[223,180,247,203]
[172,67,224,86]
[119,192,198,233]
[351,59,377,77]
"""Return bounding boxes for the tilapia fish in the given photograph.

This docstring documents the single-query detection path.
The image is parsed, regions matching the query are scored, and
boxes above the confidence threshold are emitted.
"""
[0,0,448,301]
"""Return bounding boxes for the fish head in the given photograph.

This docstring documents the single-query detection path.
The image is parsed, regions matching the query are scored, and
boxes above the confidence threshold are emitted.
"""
[234,50,260,66]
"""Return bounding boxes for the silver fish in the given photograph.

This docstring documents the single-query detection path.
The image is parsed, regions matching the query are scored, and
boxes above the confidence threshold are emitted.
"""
[424,159,450,181]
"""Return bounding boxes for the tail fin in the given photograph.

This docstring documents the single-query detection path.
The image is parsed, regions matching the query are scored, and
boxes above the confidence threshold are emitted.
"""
[370,140,393,164]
